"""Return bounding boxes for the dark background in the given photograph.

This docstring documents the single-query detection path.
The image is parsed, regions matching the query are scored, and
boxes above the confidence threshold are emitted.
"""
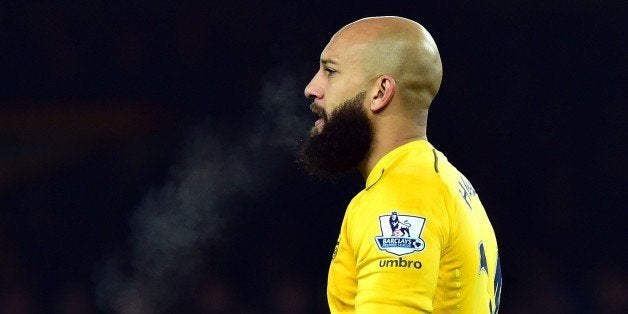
[0,1,625,313]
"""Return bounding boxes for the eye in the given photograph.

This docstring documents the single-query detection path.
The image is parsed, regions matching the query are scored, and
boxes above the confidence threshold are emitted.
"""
[324,67,336,76]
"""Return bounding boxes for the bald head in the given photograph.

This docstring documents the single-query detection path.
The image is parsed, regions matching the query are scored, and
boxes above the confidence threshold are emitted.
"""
[329,16,442,109]
[302,16,443,176]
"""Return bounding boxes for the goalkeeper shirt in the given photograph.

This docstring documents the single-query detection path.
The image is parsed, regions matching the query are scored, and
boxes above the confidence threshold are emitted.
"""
[328,140,501,313]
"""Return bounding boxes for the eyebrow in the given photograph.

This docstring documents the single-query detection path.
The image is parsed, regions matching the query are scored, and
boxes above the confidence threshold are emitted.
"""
[320,58,340,66]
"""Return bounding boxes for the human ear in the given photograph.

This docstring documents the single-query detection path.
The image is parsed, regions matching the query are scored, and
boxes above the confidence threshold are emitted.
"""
[370,75,396,112]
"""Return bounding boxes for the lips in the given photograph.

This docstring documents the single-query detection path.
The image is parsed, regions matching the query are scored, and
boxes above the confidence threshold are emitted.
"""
[314,118,325,132]
[310,103,326,132]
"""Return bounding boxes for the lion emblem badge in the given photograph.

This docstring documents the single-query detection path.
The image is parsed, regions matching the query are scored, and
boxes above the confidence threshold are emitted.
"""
[375,211,426,256]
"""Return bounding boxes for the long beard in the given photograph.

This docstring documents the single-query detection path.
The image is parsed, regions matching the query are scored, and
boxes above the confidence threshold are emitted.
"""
[298,91,373,180]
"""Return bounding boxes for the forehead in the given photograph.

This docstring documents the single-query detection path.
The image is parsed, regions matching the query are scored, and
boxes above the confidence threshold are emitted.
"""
[320,33,369,67]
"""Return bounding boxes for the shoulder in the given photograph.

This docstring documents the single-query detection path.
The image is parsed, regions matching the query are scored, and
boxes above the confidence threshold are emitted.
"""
[372,152,446,200]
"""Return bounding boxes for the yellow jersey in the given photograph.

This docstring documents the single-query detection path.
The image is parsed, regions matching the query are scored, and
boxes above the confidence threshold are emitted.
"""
[328,140,501,313]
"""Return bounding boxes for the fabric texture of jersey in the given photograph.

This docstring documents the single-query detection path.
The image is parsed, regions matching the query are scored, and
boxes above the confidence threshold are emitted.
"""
[328,140,501,313]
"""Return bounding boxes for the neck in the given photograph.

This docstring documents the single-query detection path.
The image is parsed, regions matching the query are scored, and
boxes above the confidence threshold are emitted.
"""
[357,132,426,179]
[358,106,429,179]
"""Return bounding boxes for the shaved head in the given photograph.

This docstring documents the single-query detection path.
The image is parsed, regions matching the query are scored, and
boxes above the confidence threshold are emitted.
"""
[303,16,444,177]
[328,16,442,109]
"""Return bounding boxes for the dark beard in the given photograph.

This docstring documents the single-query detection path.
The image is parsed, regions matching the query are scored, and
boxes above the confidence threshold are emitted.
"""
[298,91,373,180]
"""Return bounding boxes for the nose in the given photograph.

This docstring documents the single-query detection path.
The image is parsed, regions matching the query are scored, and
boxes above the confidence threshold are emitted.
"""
[304,73,323,100]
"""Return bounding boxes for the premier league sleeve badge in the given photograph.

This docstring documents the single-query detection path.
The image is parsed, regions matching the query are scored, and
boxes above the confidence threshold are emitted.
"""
[374,211,427,256]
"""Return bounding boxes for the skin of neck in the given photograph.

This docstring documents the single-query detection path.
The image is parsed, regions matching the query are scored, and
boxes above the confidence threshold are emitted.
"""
[357,105,429,179]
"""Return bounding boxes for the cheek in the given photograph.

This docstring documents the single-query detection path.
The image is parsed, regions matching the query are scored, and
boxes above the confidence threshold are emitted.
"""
[325,87,347,106]
[325,101,342,118]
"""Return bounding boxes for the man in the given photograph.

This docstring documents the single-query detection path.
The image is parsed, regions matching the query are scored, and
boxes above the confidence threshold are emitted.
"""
[299,16,502,313]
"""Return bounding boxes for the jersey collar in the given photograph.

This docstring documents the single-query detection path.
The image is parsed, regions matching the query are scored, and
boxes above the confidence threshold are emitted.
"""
[365,140,433,190]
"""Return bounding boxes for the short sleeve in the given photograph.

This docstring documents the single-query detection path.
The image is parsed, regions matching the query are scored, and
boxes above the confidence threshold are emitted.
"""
[349,179,449,313]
